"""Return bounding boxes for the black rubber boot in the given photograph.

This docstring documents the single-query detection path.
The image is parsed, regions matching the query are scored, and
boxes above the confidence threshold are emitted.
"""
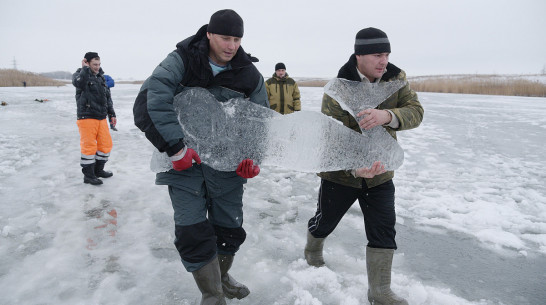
[95,160,113,178]
[82,164,102,185]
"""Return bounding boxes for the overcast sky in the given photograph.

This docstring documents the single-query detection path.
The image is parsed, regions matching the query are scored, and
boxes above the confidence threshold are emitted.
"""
[1,0,545,80]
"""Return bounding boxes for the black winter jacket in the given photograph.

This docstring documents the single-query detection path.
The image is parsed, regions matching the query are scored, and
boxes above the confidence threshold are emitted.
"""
[72,67,116,120]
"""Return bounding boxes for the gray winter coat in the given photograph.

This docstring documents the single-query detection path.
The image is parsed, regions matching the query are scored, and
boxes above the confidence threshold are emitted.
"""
[140,26,269,197]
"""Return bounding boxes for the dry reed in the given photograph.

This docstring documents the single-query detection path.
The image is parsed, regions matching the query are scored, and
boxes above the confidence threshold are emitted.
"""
[409,76,546,97]
[118,80,145,85]
[297,75,546,97]
[3,68,544,97]
[0,69,65,87]
[297,79,329,87]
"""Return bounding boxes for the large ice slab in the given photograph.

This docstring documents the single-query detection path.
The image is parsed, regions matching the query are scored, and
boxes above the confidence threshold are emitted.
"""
[151,83,404,173]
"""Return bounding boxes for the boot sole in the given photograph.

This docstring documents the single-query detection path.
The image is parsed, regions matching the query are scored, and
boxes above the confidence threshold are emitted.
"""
[222,282,250,300]
[95,171,113,178]
[223,288,250,300]
[84,178,103,185]
[96,174,113,178]
[304,250,325,267]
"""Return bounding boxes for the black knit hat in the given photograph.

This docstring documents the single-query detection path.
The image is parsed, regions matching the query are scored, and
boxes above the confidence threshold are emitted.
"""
[275,62,286,70]
[354,28,391,55]
[207,9,244,38]
[84,52,99,62]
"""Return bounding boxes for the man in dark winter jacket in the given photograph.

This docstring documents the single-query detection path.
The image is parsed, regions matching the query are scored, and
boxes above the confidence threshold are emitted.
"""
[133,9,268,305]
[72,52,116,185]
[304,28,423,305]
[265,62,301,114]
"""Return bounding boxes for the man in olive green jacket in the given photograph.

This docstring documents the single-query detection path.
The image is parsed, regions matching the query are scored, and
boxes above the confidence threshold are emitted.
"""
[304,28,423,305]
[265,62,301,114]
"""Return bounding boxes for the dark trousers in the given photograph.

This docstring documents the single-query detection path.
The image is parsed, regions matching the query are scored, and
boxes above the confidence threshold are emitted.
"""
[168,184,246,272]
[308,179,397,249]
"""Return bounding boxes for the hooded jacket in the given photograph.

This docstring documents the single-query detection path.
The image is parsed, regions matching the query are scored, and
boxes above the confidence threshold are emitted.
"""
[134,24,269,197]
[72,67,115,120]
[134,25,268,157]
[318,55,424,189]
[265,73,301,114]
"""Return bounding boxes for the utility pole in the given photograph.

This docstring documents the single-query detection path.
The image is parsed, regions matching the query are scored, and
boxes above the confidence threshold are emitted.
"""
[12,57,17,70]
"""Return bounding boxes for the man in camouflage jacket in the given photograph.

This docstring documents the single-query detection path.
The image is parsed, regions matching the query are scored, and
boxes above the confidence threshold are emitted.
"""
[304,28,423,305]
[265,62,301,114]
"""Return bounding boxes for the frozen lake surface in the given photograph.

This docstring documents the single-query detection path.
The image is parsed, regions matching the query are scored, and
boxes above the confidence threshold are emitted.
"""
[0,84,545,304]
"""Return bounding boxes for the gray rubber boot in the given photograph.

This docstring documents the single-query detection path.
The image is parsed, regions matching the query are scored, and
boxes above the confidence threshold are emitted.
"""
[304,231,325,267]
[366,247,408,305]
[218,254,250,299]
[192,257,227,305]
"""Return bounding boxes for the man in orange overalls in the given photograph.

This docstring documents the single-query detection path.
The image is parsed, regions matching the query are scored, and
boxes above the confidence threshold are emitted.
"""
[72,52,117,185]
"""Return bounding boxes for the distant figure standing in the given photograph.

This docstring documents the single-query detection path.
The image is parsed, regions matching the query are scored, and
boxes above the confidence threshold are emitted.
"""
[72,52,117,185]
[265,62,301,114]
[104,74,117,131]
[104,74,115,88]
[22,81,27,87]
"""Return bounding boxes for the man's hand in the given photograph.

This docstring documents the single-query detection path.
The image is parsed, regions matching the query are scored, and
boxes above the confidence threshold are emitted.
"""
[357,109,392,130]
[236,159,260,179]
[110,117,117,127]
[354,161,386,178]
[171,148,201,171]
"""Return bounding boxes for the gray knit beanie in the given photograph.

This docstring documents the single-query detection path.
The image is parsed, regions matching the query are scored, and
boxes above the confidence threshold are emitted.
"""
[354,28,391,55]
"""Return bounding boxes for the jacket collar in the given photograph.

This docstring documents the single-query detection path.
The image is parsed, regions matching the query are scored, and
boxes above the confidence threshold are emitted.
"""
[337,54,400,82]
[177,25,257,71]
[272,72,289,81]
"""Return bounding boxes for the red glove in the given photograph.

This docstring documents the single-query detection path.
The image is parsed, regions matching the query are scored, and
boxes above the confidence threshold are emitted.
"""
[236,159,260,178]
[171,148,201,171]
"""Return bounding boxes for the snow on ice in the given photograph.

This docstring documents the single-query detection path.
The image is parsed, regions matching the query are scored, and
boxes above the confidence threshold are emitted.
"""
[0,84,545,304]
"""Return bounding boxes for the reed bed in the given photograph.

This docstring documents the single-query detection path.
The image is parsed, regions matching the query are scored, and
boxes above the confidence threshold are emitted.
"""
[2,68,544,97]
[0,69,65,87]
[409,75,546,97]
[296,75,546,97]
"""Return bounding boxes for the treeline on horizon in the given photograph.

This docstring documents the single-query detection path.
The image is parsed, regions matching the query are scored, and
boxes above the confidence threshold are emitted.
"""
[1,69,545,97]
